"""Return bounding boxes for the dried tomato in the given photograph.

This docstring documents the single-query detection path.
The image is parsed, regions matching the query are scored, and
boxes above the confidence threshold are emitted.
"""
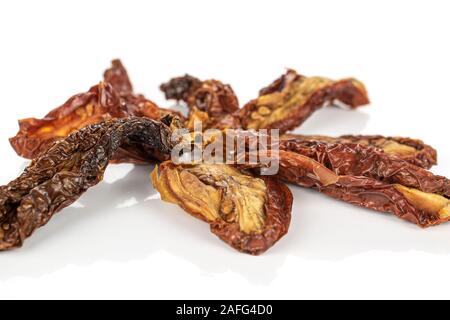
[151,161,292,255]
[9,60,179,161]
[275,150,449,228]
[239,69,369,134]
[282,134,437,169]
[0,117,173,250]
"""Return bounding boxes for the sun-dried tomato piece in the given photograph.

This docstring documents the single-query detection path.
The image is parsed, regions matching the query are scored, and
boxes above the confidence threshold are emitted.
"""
[160,75,241,130]
[9,60,164,160]
[0,117,173,251]
[280,139,448,197]
[103,59,134,96]
[275,150,450,227]
[151,162,292,255]
[161,75,239,117]
[239,69,369,133]
[282,134,437,169]
[322,178,450,228]
[104,60,180,122]
[160,74,203,103]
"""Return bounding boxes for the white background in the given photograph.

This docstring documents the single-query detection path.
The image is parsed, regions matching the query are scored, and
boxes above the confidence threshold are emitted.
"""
[0,0,449,299]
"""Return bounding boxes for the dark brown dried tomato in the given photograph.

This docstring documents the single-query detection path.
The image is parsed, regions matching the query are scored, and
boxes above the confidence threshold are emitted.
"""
[160,75,239,118]
[160,75,241,130]
[281,134,437,169]
[239,69,370,134]
[151,161,292,255]
[0,117,173,251]
[160,74,203,102]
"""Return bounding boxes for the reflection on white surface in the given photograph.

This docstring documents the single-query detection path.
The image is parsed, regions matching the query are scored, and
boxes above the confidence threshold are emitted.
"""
[0,109,449,287]
[0,164,286,284]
